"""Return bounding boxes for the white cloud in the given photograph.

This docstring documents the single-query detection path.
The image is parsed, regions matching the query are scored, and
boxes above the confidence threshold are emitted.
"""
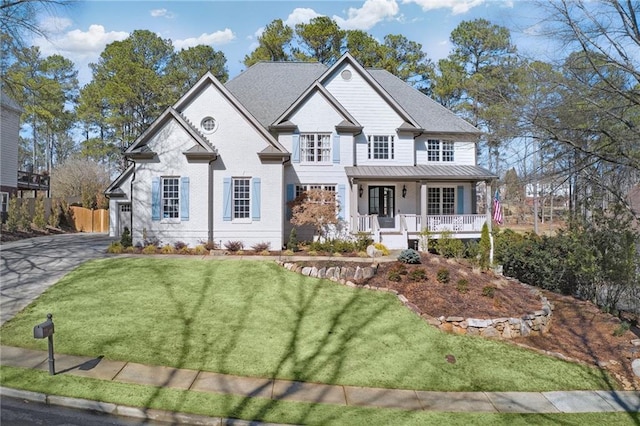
[334,0,400,30]
[150,8,174,19]
[284,8,322,27]
[38,16,73,34]
[404,0,487,15]
[173,29,235,50]
[35,24,129,57]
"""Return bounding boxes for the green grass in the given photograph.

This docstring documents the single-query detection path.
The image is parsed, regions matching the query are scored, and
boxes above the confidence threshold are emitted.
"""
[2,366,636,426]
[1,258,615,392]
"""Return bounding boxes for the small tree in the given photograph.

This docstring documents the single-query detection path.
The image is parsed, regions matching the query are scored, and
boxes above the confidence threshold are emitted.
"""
[288,189,339,240]
[48,199,61,228]
[18,198,31,230]
[287,228,299,252]
[5,195,19,232]
[479,223,491,269]
[33,196,47,229]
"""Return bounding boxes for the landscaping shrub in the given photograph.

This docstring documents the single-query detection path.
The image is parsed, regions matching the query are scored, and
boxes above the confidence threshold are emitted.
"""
[174,241,188,251]
[203,240,218,250]
[251,241,271,252]
[120,227,132,248]
[482,286,496,298]
[436,268,450,284]
[33,196,46,229]
[224,240,244,252]
[282,249,295,256]
[354,232,373,252]
[434,231,464,258]
[107,242,123,254]
[613,322,630,337]
[194,245,208,255]
[48,199,61,228]
[408,267,427,282]
[387,270,402,282]
[287,228,299,252]
[5,195,19,232]
[142,245,158,254]
[456,279,469,293]
[464,240,480,264]
[18,198,31,230]
[309,239,356,254]
[161,244,175,254]
[373,242,389,256]
[398,248,421,264]
[478,223,491,269]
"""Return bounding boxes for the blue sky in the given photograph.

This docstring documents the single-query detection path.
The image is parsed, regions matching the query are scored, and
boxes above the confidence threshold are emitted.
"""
[33,0,547,85]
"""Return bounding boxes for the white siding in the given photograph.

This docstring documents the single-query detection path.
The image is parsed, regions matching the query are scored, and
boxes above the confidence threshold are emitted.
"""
[415,138,477,166]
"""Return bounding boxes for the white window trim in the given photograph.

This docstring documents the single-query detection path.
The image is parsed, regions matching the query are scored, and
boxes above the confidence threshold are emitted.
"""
[427,186,456,215]
[300,133,332,164]
[232,177,251,223]
[0,192,9,213]
[427,139,455,163]
[161,177,180,223]
[367,135,395,160]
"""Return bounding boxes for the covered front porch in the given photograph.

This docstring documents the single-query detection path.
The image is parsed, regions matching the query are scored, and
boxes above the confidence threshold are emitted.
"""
[345,165,498,250]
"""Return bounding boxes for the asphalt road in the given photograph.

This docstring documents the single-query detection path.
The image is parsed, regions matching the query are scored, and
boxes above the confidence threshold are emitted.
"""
[0,396,169,425]
[0,233,116,325]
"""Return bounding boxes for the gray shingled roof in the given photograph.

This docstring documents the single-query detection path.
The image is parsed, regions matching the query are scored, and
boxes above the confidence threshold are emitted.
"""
[367,69,480,134]
[225,62,327,128]
[345,165,497,181]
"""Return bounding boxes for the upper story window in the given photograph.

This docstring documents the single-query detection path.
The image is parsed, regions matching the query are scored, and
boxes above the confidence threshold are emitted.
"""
[233,178,251,219]
[162,177,180,219]
[301,133,331,163]
[368,135,394,160]
[427,139,454,162]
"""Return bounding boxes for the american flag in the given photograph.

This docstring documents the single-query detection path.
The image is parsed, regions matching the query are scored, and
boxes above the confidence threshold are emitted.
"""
[493,189,503,225]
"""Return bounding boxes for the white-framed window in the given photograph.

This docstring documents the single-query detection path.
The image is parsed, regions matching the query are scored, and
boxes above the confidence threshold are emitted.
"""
[233,177,251,219]
[0,192,8,213]
[295,184,336,198]
[162,177,179,219]
[427,187,455,215]
[367,135,394,160]
[120,204,131,212]
[427,139,454,162]
[300,133,331,163]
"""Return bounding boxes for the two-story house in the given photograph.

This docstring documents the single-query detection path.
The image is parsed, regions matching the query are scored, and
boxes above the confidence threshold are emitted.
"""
[105,53,497,249]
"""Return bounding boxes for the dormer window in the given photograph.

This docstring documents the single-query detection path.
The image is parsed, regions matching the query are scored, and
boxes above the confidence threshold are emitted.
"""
[201,116,217,133]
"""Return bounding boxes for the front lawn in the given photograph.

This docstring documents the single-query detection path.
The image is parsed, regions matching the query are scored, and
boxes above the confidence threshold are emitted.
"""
[0,258,613,392]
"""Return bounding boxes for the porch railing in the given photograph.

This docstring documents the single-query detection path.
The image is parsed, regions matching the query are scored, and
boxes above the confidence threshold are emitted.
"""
[353,214,487,235]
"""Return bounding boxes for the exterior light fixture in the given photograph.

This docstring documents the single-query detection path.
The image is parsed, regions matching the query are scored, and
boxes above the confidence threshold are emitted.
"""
[359,185,363,198]
[402,185,407,198]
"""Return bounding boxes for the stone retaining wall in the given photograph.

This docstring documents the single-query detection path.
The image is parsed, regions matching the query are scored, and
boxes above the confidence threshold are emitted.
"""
[277,260,553,340]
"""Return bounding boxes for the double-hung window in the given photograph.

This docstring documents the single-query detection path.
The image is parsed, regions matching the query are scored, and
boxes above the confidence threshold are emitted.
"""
[367,135,394,160]
[233,178,251,219]
[427,187,455,215]
[427,139,454,162]
[162,177,179,219]
[0,192,8,214]
[301,133,331,163]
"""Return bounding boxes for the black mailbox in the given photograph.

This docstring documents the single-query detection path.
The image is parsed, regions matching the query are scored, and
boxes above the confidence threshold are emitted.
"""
[34,318,54,339]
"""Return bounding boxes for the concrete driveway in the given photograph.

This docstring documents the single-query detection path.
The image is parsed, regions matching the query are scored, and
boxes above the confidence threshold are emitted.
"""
[0,233,116,325]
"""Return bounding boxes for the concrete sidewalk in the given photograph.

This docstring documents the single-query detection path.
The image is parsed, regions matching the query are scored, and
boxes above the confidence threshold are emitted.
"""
[1,345,638,420]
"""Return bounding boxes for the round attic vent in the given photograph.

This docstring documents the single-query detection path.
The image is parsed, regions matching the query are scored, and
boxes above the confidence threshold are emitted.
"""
[341,69,352,81]
[201,116,217,133]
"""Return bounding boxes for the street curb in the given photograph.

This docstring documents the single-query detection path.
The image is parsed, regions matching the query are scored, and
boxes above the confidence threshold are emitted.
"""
[0,386,290,425]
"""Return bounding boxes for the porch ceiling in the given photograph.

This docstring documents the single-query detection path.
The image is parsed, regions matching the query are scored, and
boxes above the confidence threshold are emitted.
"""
[345,165,497,181]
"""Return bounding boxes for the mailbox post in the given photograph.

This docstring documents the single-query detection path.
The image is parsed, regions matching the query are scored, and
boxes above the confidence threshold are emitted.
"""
[33,313,55,375]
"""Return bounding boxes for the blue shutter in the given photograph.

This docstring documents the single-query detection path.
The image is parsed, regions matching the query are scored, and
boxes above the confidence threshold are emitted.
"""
[151,177,160,221]
[457,186,464,214]
[338,184,346,220]
[292,134,300,163]
[286,184,295,219]
[251,178,261,221]
[332,134,340,163]
[180,177,190,221]
[223,177,232,221]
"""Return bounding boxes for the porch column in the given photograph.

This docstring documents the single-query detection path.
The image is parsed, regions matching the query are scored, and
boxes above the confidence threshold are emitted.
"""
[350,179,358,230]
[420,180,427,232]
[485,181,492,233]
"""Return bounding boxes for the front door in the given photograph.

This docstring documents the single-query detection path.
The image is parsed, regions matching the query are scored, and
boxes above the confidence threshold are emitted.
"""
[118,203,131,237]
[369,186,395,228]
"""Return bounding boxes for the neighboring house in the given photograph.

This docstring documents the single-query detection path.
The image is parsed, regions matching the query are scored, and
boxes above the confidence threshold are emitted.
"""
[106,53,497,249]
[0,92,21,220]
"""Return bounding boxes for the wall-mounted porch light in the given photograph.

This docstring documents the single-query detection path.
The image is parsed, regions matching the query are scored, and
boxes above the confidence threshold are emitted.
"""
[402,184,407,198]
[359,185,363,198]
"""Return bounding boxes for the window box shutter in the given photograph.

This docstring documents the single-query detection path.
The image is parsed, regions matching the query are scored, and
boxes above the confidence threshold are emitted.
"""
[286,184,294,219]
[151,177,160,221]
[180,177,190,221]
[251,178,261,221]
[457,186,464,214]
[223,177,232,221]
[338,184,346,220]
[332,134,340,163]
[292,134,300,163]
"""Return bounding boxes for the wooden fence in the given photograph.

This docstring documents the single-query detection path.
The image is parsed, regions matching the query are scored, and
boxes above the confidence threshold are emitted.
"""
[69,206,109,233]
